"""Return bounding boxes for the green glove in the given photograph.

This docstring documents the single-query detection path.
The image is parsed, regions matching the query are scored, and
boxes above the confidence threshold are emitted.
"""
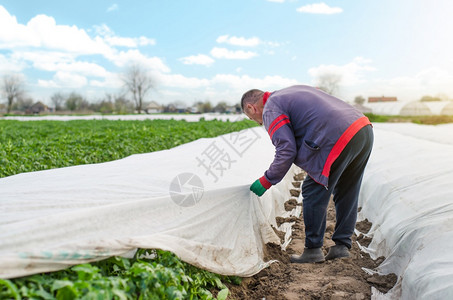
[250,177,271,196]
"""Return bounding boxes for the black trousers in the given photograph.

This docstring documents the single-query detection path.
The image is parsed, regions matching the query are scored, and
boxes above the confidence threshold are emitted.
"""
[301,125,374,249]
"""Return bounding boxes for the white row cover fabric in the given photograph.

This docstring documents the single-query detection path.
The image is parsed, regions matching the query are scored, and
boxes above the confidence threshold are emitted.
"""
[4,118,452,298]
[2,113,246,122]
[0,126,302,279]
[359,123,453,299]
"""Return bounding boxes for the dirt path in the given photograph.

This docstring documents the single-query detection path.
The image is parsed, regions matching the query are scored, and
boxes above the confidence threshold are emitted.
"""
[228,173,397,300]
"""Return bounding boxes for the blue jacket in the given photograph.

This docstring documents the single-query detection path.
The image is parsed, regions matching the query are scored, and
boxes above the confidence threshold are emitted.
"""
[259,85,371,188]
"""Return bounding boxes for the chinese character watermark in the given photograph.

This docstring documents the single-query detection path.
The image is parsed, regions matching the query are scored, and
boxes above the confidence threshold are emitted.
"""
[221,128,261,157]
[196,141,236,182]
[196,118,261,183]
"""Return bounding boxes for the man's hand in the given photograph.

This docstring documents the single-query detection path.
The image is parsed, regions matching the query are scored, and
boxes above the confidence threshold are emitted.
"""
[250,177,270,196]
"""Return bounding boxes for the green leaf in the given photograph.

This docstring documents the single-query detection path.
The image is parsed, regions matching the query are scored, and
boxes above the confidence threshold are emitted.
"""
[34,287,55,300]
[216,288,229,300]
[51,280,74,291]
[72,264,99,280]
[0,279,21,300]
[112,288,129,300]
[55,286,78,300]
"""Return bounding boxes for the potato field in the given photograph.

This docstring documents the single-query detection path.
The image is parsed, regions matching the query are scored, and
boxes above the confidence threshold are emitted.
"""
[0,119,256,299]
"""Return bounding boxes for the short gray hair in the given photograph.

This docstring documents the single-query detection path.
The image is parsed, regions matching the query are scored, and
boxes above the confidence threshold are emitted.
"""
[241,89,263,110]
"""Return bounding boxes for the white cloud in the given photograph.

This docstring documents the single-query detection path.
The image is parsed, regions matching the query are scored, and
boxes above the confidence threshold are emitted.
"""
[94,24,156,48]
[93,23,113,36]
[103,35,155,47]
[12,51,109,78]
[158,74,210,88]
[149,72,300,105]
[297,2,343,14]
[212,74,299,91]
[90,73,122,88]
[308,57,375,86]
[313,62,453,102]
[107,4,118,12]
[180,54,214,66]
[267,41,282,47]
[0,6,40,48]
[0,53,27,72]
[13,51,72,65]
[109,49,170,73]
[28,16,113,55]
[104,36,139,48]
[48,61,108,77]
[369,67,453,101]
[0,8,157,74]
[0,7,112,55]
[38,71,87,88]
[210,47,257,59]
[137,36,156,46]
[53,71,87,87]
[216,35,261,47]
[37,79,58,88]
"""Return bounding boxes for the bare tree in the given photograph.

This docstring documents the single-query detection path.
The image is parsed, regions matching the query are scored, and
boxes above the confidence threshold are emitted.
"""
[122,64,154,113]
[214,101,228,113]
[2,74,25,113]
[316,73,342,96]
[112,93,134,114]
[13,96,34,111]
[50,92,65,111]
[65,92,89,111]
[354,95,366,105]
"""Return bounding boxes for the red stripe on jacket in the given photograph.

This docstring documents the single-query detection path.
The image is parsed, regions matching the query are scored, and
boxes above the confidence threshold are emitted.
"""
[262,92,271,106]
[269,119,290,139]
[268,114,288,134]
[321,116,371,178]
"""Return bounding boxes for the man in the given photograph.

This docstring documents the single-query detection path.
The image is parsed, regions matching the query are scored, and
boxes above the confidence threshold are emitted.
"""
[241,85,373,263]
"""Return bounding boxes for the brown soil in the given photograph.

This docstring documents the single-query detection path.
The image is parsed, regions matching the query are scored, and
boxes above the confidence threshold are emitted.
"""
[227,173,397,300]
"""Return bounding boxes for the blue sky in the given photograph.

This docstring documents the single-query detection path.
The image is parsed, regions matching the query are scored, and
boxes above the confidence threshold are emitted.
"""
[1,0,452,106]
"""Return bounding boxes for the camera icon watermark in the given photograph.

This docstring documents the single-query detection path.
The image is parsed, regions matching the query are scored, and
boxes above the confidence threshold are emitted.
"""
[169,172,204,207]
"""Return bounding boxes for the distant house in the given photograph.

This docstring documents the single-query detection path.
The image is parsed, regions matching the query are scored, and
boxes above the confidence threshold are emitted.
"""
[26,101,50,115]
[145,101,163,113]
[224,105,241,114]
[175,105,187,113]
[368,96,397,103]
[188,106,200,114]
[165,103,187,113]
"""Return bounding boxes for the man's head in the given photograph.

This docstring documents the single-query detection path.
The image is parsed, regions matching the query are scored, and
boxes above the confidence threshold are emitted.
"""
[241,89,264,125]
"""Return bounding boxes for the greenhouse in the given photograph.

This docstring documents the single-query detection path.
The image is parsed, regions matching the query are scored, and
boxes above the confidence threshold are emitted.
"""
[366,101,453,116]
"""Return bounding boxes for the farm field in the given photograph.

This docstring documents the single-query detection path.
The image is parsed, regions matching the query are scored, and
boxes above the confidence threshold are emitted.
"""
[0,119,257,178]
[0,119,256,299]
[1,116,452,299]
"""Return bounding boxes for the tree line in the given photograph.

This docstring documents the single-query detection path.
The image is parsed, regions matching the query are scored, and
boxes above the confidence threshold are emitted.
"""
[0,64,239,115]
[1,88,238,115]
[3,66,448,115]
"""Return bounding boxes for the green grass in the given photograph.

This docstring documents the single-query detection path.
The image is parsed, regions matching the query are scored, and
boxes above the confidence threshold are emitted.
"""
[364,113,453,124]
[0,119,255,299]
[0,119,257,178]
